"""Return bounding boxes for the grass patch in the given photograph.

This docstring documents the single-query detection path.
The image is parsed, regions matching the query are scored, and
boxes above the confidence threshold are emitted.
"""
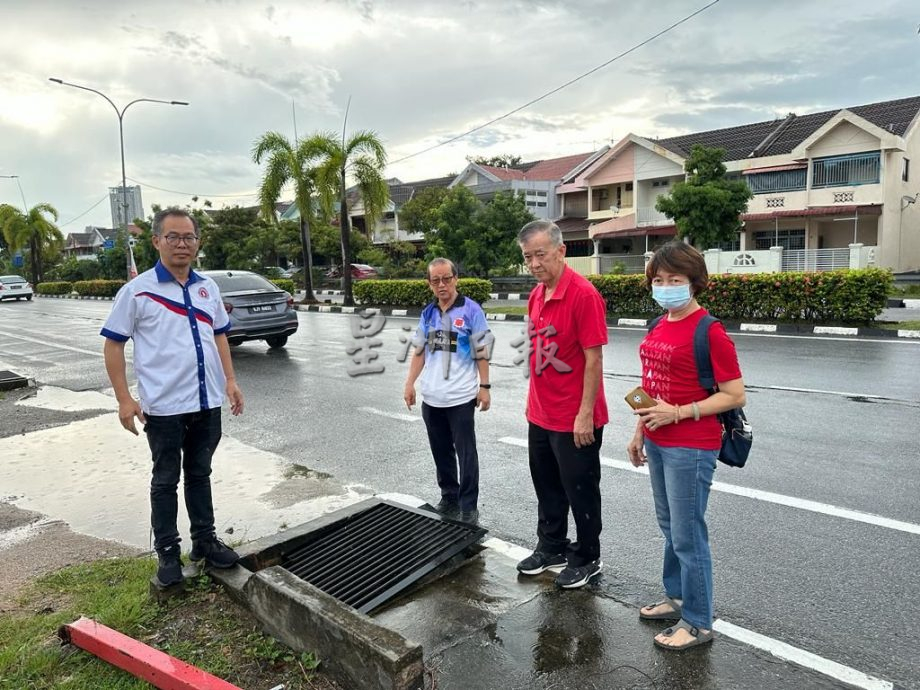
[874,320,920,331]
[0,557,337,689]
[484,306,528,316]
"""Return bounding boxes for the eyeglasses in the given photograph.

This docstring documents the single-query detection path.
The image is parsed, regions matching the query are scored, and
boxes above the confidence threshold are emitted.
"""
[162,234,200,247]
[428,275,455,285]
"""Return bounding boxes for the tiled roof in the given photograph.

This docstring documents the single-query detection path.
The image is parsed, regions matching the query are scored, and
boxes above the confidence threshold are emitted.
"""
[554,217,592,234]
[478,164,526,181]
[66,232,95,247]
[653,95,920,161]
[520,152,596,181]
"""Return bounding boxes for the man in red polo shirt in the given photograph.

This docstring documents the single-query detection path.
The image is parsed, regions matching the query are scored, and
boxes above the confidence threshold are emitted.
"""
[514,219,609,588]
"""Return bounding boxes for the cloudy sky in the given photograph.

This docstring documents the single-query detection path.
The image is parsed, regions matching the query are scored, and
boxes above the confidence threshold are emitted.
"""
[1,0,917,232]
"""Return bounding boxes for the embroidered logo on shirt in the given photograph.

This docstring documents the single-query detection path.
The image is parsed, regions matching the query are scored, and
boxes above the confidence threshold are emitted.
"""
[453,317,465,329]
[198,287,209,299]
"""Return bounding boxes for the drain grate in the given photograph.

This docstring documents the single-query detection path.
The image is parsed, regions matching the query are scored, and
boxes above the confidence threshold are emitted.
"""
[280,500,486,614]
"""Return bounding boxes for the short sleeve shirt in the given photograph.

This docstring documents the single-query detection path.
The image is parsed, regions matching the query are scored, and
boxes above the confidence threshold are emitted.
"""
[415,295,491,408]
[101,261,231,416]
[525,266,609,432]
[640,308,742,450]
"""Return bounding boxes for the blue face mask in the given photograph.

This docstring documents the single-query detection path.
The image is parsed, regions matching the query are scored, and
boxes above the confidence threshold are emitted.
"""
[652,284,693,310]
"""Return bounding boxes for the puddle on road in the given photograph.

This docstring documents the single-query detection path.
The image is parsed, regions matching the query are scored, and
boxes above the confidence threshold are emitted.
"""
[0,415,370,550]
[14,385,114,412]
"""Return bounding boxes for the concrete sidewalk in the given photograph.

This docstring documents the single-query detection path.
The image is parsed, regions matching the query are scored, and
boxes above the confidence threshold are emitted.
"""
[371,534,879,690]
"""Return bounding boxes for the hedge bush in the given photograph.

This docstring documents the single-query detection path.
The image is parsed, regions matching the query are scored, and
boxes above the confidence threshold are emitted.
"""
[37,282,73,295]
[73,280,125,297]
[588,268,892,324]
[353,278,492,307]
[270,279,295,295]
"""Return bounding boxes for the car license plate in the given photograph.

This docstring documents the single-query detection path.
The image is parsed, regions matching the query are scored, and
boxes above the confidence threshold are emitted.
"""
[10,285,20,290]
[249,304,274,313]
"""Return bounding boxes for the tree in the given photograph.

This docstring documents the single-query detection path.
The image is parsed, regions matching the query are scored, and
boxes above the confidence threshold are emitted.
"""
[252,131,324,302]
[399,186,449,237]
[469,154,522,168]
[423,187,535,277]
[655,145,752,249]
[307,130,390,306]
[0,203,64,283]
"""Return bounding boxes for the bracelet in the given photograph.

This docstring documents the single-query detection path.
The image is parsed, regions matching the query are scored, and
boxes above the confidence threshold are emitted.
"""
[674,405,681,424]
[691,401,700,421]
[479,384,491,389]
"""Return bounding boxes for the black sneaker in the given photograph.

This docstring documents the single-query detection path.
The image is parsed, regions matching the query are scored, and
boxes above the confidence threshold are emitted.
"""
[434,499,461,518]
[516,550,567,575]
[555,560,603,589]
[156,545,183,586]
[459,509,479,526]
[189,536,239,569]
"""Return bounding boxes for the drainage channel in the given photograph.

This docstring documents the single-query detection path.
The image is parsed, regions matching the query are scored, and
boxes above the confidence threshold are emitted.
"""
[277,500,486,614]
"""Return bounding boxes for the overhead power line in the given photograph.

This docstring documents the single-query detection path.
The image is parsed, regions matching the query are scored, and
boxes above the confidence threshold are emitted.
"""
[125,176,259,199]
[389,0,722,165]
[59,194,109,227]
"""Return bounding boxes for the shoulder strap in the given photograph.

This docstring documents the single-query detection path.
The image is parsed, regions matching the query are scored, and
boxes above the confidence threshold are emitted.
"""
[694,314,719,392]
[647,315,665,333]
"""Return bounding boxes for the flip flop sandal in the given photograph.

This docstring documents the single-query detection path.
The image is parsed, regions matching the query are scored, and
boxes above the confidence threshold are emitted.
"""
[639,597,682,620]
[653,619,714,651]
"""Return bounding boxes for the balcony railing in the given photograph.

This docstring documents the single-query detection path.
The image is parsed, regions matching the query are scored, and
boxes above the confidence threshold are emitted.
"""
[636,207,670,226]
[812,152,880,189]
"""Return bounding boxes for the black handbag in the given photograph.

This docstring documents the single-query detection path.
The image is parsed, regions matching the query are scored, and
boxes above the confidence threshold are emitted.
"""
[648,314,752,468]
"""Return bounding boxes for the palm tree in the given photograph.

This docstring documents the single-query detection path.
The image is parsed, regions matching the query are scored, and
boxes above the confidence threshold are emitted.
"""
[0,203,63,284]
[252,132,324,302]
[307,130,390,307]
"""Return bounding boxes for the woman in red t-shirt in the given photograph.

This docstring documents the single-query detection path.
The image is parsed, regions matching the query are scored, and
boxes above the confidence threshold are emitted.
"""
[626,242,746,651]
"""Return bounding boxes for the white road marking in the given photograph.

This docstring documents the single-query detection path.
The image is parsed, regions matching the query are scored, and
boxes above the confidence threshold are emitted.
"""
[617,318,647,326]
[814,326,859,335]
[481,534,893,690]
[359,406,421,422]
[897,329,920,338]
[497,437,920,536]
[711,621,893,690]
[0,331,104,357]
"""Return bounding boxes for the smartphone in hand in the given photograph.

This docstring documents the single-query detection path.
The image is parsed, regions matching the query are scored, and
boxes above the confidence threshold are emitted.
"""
[624,386,657,410]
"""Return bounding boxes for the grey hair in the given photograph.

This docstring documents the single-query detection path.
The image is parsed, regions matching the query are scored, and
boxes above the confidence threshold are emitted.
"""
[427,257,458,278]
[518,219,562,247]
[152,207,200,236]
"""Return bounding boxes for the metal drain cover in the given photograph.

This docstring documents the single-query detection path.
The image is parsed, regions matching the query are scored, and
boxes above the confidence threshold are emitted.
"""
[279,500,486,614]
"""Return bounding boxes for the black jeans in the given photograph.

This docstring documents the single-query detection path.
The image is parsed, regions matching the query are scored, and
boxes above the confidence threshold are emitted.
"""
[144,407,222,552]
[421,398,480,512]
[528,422,603,567]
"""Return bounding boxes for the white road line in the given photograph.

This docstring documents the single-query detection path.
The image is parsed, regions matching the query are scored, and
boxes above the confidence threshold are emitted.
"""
[358,406,421,422]
[711,621,893,690]
[1,331,104,357]
[481,533,893,690]
[497,437,920,536]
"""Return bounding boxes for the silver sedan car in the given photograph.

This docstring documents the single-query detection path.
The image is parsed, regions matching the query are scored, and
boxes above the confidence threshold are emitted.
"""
[202,270,298,349]
[0,275,33,301]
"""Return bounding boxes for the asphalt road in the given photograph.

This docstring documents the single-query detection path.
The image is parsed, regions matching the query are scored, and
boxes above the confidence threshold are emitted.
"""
[1,298,919,688]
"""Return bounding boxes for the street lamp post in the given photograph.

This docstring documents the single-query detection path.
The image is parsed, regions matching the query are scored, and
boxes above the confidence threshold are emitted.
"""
[49,78,188,279]
[0,174,29,211]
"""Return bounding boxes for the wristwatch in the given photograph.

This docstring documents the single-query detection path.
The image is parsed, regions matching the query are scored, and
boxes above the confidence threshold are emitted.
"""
[479,384,491,389]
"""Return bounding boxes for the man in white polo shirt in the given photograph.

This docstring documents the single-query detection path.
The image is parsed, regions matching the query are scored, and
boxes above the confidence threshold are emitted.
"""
[101,207,244,586]
[403,258,492,525]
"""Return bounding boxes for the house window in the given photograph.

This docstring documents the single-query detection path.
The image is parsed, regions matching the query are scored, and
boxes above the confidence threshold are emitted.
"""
[717,237,741,252]
[746,169,806,194]
[651,179,670,188]
[753,228,805,250]
[904,158,910,182]
[812,151,880,188]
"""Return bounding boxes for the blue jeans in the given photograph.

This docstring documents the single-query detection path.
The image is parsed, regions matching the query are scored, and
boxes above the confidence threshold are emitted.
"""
[644,438,717,629]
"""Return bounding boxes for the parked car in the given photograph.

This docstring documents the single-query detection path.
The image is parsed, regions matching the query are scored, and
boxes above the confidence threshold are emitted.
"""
[202,270,298,349]
[325,263,380,280]
[0,275,33,301]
